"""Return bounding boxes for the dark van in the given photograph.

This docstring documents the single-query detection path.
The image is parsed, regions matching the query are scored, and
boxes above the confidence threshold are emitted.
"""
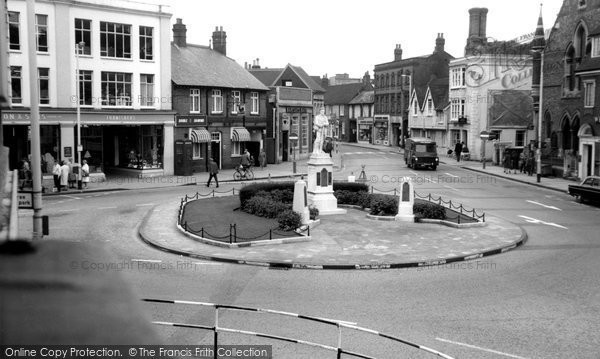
[404,138,439,170]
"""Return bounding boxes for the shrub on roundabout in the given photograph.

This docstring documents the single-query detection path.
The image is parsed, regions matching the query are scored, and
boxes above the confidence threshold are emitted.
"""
[277,210,302,231]
[413,201,446,220]
[368,194,398,216]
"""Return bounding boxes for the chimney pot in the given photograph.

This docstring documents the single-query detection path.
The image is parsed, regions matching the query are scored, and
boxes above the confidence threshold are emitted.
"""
[173,18,187,47]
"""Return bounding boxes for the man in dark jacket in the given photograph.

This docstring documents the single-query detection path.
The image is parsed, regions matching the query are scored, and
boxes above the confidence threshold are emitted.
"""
[206,158,219,188]
[454,141,463,162]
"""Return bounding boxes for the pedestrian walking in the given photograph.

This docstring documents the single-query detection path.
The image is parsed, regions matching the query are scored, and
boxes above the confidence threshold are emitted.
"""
[526,153,534,176]
[52,161,61,192]
[503,150,511,174]
[511,150,520,174]
[259,148,267,170]
[60,160,70,191]
[206,158,219,188]
[81,160,90,189]
[454,141,463,162]
[518,151,526,173]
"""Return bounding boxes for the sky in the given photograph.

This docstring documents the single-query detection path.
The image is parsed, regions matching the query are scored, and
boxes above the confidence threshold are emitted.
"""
[159,0,564,79]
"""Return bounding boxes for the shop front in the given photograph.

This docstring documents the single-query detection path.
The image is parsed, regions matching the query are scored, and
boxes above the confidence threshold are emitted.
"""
[578,123,600,178]
[174,115,210,173]
[373,115,390,146]
[357,117,373,144]
[1,109,175,178]
[278,106,313,162]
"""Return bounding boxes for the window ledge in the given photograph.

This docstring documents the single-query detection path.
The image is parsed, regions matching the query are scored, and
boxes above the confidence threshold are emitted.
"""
[140,59,155,63]
[9,49,22,53]
[37,52,50,56]
[211,111,223,115]
[76,54,93,59]
[100,56,133,62]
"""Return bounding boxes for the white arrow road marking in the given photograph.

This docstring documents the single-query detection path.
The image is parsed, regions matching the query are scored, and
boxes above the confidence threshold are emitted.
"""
[526,200,562,211]
[60,195,82,200]
[518,215,568,229]
[436,338,531,359]
[445,173,459,178]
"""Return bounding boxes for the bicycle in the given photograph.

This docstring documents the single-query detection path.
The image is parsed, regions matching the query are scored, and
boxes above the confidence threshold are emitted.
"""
[233,164,254,181]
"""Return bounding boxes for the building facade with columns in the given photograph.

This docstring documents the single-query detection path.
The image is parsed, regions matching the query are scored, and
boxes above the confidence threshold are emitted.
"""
[3,0,174,179]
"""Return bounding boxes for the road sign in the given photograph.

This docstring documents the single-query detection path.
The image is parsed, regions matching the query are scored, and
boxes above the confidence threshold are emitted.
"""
[18,191,34,209]
[289,133,299,141]
[480,131,490,140]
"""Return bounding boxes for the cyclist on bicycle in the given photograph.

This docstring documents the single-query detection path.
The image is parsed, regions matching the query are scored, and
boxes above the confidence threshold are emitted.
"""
[240,149,253,173]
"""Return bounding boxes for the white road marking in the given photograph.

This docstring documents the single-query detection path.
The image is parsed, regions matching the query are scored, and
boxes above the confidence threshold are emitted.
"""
[60,195,82,200]
[193,262,222,266]
[435,338,530,359]
[131,259,162,263]
[443,185,460,192]
[98,206,117,210]
[518,215,568,229]
[136,203,155,207]
[526,200,561,211]
[445,173,459,178]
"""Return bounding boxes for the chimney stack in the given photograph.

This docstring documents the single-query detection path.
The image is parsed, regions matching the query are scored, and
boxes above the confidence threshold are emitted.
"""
[362,71,371,86]
[172,18,187,47]
[435,33,445,53]
[394,44,403,61]
[466,8,489,55]
[252,58,261,69]
[212,26,227,56]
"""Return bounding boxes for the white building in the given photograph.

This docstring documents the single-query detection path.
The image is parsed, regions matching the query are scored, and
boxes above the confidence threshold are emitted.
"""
[408,77,450,153]
[3,0,174,180]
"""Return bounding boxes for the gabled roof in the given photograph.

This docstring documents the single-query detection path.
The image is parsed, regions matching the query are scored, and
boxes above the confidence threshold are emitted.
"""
[349,90,374,105]
[324,83,368,105]
[273,64,325,93]
[171,43,269,90]
[248,68,284,87]
[413,77,448,111]
[489,90,533,128]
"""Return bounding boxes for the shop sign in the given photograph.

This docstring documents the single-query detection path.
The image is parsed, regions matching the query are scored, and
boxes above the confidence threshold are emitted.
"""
[64,147,72,158]
[18,192,34,209]
[176,116,206,127]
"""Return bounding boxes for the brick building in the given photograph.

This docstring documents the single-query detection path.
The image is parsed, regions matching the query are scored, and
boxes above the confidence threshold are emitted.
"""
[373,34,453,148]
[540,0,600,179]
[171,21,269,172]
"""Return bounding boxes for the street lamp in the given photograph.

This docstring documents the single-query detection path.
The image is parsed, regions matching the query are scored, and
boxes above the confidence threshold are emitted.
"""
[75,41,85,189]
[535,50,544,183]
[401,74,412,147]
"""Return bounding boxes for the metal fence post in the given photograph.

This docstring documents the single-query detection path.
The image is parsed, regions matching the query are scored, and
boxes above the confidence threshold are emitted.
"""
[269,229,272,240]
[458,213,461,224]
[234,224,237,243]
[337,323,342,359]
[308,225,310,237]
[229,224,232,244]
[213,307,219,359]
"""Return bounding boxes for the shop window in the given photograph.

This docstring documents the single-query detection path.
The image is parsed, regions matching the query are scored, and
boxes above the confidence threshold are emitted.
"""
[40,126,61,174]
[231,141,244,156]
[193,143,205,160]
[301,115,309,147]
[36,14,48,52]
[74,19,91,55]
[140,74,155,107]
[80,126,103,172]
[100,21,131,58]
[38,68,50,105]
[10,66,22,104]
[139,26,153,60]
[101,72,132,106]
[9,12,20,51]
[78,70,93,106]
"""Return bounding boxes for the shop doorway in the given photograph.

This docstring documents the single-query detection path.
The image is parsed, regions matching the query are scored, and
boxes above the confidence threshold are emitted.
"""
[282,131,289,162]
[210,132,221,168]
[245,141,260,167]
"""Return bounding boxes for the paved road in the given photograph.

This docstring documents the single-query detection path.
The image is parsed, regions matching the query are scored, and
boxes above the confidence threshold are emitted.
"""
[21,144,600,358]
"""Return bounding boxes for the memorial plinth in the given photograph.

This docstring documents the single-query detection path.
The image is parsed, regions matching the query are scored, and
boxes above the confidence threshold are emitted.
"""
[307,152,346,216]
[395,177,415,222]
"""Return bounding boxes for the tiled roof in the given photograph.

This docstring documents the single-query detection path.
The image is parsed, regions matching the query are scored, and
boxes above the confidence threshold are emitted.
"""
[489,90,533,128]
[349,90,374,105]
[171,44,269,90]
[575,57,600,73]
[324,83,367,105]
[289,65,326,93]
[248,68,284,87]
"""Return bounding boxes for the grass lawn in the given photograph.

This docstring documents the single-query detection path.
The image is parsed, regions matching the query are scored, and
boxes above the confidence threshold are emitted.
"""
[181,196,298,242]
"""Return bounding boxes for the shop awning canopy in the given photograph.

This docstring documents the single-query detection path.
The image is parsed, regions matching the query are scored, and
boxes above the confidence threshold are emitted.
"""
[232,127,251,142]
[190,128,211,143]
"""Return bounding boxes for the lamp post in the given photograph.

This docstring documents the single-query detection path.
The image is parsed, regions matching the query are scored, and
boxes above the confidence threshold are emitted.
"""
[535,51,544,183]
[75,41,85,189]
[401,74,412,147]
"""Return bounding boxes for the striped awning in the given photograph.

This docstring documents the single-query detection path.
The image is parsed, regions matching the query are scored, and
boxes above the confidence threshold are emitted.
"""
[190,128,211,143]
[231,127,251,142]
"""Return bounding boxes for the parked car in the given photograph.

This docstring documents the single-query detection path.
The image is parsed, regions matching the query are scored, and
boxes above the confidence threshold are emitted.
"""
[404,138,439,170]
[568,176,600,203]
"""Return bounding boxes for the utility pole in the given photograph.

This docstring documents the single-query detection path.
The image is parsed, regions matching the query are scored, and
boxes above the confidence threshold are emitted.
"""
[26,0,43,239]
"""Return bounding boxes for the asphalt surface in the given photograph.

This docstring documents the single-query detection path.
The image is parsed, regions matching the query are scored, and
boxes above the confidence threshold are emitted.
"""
[11,143,600,359]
